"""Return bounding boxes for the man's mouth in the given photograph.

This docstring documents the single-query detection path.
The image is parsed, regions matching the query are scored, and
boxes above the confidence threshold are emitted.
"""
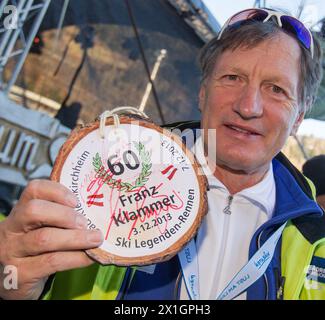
[225,124,262,136]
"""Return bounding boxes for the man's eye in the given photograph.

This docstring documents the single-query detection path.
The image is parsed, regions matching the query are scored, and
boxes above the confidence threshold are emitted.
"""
[272,85,285,94]
[226,75,238,81]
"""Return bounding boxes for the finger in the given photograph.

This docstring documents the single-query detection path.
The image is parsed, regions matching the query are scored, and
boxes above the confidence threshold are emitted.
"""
[19,180,77,208]
[21,251,95,283]
[16,228,103,257]
[13,199,88,232]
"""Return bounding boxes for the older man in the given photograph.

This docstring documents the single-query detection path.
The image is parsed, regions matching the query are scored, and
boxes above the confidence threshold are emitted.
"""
[0,8,325,300]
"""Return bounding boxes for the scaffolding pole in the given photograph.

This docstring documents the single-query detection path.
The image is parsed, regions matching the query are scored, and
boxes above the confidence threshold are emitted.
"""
[0,0,51,93]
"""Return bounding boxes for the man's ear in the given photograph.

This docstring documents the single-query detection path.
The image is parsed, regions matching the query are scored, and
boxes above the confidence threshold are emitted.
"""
[198,86,206,112]
[290,111,305,136]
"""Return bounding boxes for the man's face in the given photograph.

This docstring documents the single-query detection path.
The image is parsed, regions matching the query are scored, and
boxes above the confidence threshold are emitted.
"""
[200,32,304,175]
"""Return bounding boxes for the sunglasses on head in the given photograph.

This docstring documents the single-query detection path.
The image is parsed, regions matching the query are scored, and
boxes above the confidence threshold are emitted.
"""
[217,8,314,58]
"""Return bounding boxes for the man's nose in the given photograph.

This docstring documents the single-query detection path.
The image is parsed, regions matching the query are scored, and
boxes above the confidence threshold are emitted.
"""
[234,86,263,119]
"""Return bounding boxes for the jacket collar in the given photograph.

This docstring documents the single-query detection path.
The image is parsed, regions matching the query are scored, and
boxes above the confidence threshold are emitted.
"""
[248,157,324,250]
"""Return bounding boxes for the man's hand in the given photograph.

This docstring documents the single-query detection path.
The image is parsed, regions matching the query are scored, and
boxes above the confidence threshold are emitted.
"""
[0,179,103,300]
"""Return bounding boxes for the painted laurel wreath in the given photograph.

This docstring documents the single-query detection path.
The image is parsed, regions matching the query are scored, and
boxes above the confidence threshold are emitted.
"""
[92,142,152,191]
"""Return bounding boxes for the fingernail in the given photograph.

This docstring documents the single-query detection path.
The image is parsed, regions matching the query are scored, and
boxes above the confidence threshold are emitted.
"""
[76,215,88,229]
[87,230,103,244]
[66,194,77,207]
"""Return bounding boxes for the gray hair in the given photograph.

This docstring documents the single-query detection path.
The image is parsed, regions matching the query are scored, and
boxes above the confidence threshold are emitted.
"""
[199,20,323,114]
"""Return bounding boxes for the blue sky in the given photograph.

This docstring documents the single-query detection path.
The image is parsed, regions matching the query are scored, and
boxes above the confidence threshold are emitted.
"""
[202,0,325,139]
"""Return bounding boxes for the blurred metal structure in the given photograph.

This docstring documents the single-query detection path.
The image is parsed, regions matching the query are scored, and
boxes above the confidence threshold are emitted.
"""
[297,0,307,19]
[0,0,50,93]
[0,0,70,214]
[167,0,219,42]
[254,0,266,8]
[0,92,70,187]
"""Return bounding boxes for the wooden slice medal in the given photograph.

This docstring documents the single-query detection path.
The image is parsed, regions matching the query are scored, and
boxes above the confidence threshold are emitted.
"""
[51,112,207,266]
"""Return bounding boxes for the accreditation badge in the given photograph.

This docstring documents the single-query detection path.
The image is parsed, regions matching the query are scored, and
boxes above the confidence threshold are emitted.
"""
[51,109,207,266]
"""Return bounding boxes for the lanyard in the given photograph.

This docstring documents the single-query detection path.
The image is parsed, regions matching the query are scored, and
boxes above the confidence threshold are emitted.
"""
[178,222,287,300]
[178,237,200,300]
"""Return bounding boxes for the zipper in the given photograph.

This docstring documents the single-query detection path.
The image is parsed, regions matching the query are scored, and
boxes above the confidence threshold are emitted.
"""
[277,277,285,300]
[223,195,233,215]
[274,267,285,300]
